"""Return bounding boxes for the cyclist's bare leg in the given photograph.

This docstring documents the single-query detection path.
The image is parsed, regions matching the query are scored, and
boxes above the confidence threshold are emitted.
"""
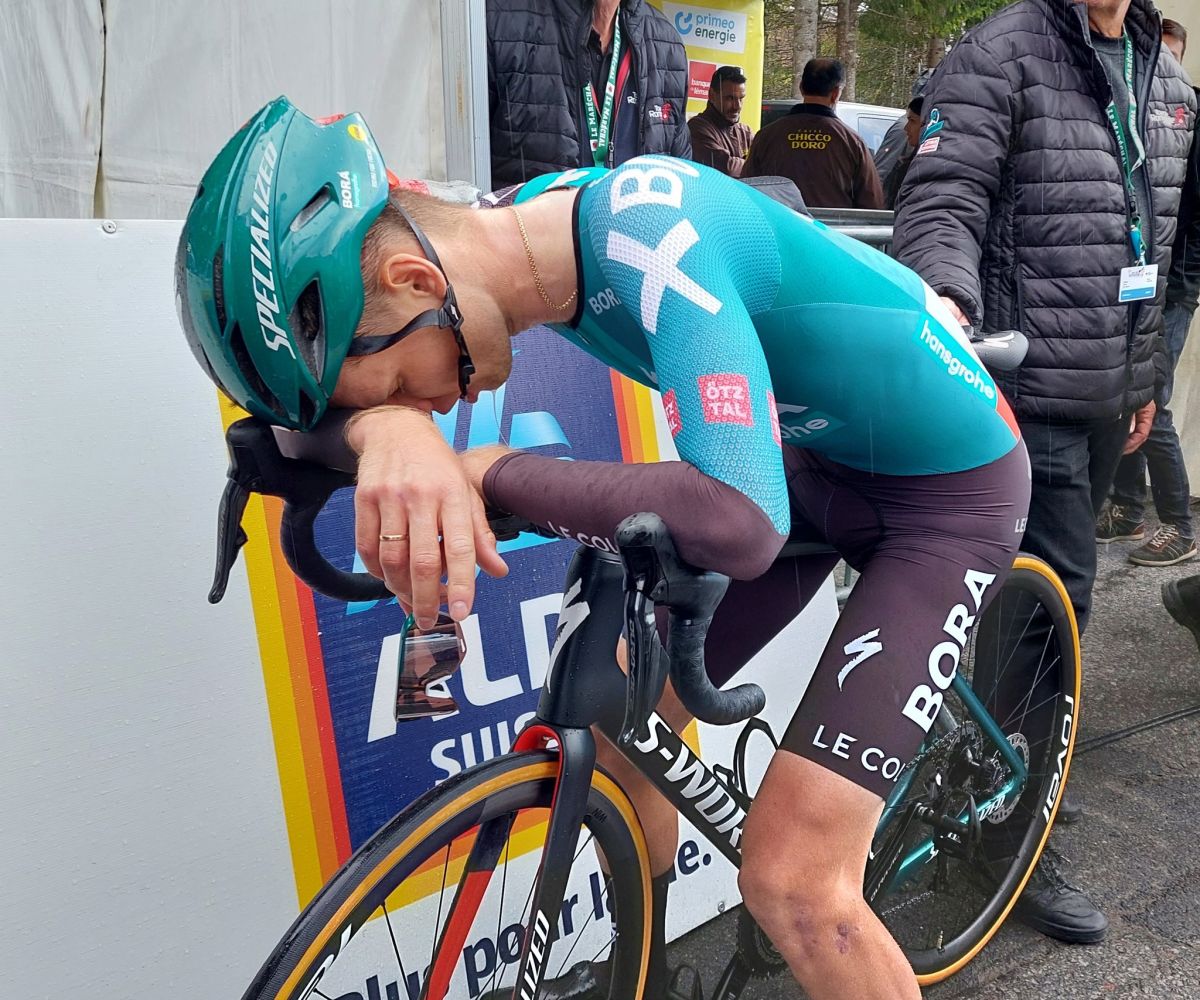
[740,752,920,1000]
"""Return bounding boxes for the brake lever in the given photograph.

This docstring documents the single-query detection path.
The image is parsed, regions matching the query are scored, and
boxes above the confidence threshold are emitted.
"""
[616,522,671,747]
[209,477,251,604]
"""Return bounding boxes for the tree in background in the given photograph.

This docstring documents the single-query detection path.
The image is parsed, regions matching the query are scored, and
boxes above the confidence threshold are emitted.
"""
[793,0,819,97]
[761,0,1006,108]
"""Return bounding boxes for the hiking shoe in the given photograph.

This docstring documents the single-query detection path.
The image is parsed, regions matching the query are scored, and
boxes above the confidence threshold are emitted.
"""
[1054,791,1083,825]
[1128,525,1197,566]
[1163,575,1200,652]
[1014,848,1108,944]
[1095,503,1145,542]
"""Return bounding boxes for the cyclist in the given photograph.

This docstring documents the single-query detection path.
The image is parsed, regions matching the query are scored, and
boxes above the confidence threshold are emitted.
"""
[176,99,1031,1000]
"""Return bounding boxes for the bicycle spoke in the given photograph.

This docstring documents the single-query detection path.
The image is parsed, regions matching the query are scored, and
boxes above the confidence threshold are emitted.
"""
[992,629,1057,728]
[999,682,1064,734]
[431,842,451,979]
[483,830,515,995]
[553,837,605,978]
[382,898,410,987]
[588,926,619,965]
[977,599,1043,705]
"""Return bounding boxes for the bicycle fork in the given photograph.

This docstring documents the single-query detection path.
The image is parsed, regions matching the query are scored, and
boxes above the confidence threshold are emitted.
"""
[420,724,597,1000]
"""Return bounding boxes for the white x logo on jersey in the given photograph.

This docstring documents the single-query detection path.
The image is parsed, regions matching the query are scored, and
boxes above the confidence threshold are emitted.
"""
[607,220,722,335]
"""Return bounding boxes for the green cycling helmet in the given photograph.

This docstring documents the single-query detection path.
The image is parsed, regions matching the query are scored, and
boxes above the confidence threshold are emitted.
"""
[175,96,391,430]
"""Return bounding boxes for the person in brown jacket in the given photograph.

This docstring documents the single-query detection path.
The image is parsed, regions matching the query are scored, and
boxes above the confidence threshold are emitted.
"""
[688,65,755,177]
[742,58,884,210]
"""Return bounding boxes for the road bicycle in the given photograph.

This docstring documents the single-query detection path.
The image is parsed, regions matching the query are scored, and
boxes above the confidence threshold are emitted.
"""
[209,352,1080,999]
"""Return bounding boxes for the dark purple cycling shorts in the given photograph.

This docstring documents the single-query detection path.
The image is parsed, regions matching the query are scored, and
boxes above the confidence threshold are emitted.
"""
[702,442,1031,799]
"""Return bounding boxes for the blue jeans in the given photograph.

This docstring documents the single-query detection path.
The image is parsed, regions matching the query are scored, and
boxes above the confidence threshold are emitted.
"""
[1110,301,1195,536]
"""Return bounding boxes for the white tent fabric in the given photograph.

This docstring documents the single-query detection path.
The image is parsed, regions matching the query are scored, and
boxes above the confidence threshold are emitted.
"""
[0,0,446,220]
[0,0,103,218]
[97,0,446,219]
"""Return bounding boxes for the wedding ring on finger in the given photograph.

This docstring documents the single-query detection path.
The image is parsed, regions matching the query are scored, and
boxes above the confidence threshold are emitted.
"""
[379,533,409,542]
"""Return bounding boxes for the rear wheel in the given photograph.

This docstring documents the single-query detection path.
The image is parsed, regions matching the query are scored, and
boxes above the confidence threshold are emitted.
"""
[867,555,1081,983]
[242,750,651,1000]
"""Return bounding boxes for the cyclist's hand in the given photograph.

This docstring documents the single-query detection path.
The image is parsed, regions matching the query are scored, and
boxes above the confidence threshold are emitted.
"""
[348,407,508,627]
[939,296,970,326]
[1123,401,1156,455]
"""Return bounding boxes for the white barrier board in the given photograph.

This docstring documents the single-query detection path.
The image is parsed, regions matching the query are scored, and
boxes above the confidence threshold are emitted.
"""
[0,220,835,997]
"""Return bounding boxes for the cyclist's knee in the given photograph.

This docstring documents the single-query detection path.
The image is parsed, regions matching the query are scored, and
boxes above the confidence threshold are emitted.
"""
[739,860,864,964]
[738,753,879,959]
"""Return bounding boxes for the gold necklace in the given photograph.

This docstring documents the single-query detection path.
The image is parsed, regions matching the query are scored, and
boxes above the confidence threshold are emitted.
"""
[512,206,578,313]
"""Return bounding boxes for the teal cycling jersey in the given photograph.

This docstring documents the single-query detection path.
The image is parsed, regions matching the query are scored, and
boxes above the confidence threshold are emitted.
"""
[512,157,1021,534]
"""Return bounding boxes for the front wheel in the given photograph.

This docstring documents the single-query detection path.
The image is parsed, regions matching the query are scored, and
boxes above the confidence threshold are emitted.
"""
[867,554,1082,983]
[243,750,652,1000]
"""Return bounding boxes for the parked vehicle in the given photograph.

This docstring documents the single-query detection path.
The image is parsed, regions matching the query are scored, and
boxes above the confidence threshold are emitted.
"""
[759,99,904,153]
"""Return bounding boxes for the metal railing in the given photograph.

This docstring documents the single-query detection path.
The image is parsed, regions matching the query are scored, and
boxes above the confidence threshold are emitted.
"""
[811,207,895,253]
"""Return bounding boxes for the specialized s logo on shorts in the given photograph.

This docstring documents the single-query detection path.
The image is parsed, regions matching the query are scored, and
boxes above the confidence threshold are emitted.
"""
[838,628,883,690]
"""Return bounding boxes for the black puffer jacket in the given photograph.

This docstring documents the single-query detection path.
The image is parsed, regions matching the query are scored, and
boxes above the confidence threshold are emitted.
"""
[487,0,691,187]
[893,0,1196,421]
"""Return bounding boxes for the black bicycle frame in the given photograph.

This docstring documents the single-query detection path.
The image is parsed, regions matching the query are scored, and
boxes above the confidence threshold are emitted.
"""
[504,540,1033,999]
[503,545,752,998]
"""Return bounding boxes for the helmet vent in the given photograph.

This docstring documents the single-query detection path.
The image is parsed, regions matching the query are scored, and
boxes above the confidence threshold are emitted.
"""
[297,392,319,430]
[289,280,326,382]
[290,187,333,233]
[229,322,288,422]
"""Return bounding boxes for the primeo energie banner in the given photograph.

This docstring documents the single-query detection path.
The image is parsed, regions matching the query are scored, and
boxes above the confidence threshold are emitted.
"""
[650,0,766,130]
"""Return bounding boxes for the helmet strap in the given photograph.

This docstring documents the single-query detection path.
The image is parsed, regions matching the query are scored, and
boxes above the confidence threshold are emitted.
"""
[344,202,476,398]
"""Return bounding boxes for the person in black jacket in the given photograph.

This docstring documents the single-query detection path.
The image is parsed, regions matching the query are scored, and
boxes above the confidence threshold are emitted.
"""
[875,97,924,209]
[1099,18,1198,567]
[893,0,1196,946]
[486,0,691,188]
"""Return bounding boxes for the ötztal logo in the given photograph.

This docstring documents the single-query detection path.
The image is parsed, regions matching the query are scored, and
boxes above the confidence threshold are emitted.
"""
[698,373,753,426]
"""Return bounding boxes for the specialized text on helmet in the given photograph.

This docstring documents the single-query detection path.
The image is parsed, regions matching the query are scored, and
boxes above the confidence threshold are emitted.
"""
[247,139,296,358]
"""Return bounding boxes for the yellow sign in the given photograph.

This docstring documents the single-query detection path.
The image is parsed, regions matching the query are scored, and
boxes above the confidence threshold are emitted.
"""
[648,0,766,130]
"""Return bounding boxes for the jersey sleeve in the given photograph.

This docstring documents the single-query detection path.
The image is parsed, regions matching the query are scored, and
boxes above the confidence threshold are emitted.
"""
[584,157,790,535]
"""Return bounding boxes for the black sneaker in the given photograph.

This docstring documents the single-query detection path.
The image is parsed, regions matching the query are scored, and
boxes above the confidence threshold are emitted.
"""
[1128,525,1198,567]
[1163,575,1200,652]
[1014,848,1108,944]
[1095,502,1145,543]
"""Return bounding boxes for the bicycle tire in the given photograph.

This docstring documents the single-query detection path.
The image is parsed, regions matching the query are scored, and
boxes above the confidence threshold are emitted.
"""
[868,554,1082,984]
[242,750,652,1000]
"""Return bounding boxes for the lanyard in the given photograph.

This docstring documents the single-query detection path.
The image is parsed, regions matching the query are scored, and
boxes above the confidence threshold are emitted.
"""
[583,19,623,168]
[1103,32,1148,264]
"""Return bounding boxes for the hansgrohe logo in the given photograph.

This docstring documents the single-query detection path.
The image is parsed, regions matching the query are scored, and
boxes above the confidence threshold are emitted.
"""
[917,320,996,401]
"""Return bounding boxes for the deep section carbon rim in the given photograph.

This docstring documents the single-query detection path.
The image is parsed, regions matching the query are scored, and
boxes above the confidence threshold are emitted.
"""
[242,753,650,1000]
[867,558,1079,980]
